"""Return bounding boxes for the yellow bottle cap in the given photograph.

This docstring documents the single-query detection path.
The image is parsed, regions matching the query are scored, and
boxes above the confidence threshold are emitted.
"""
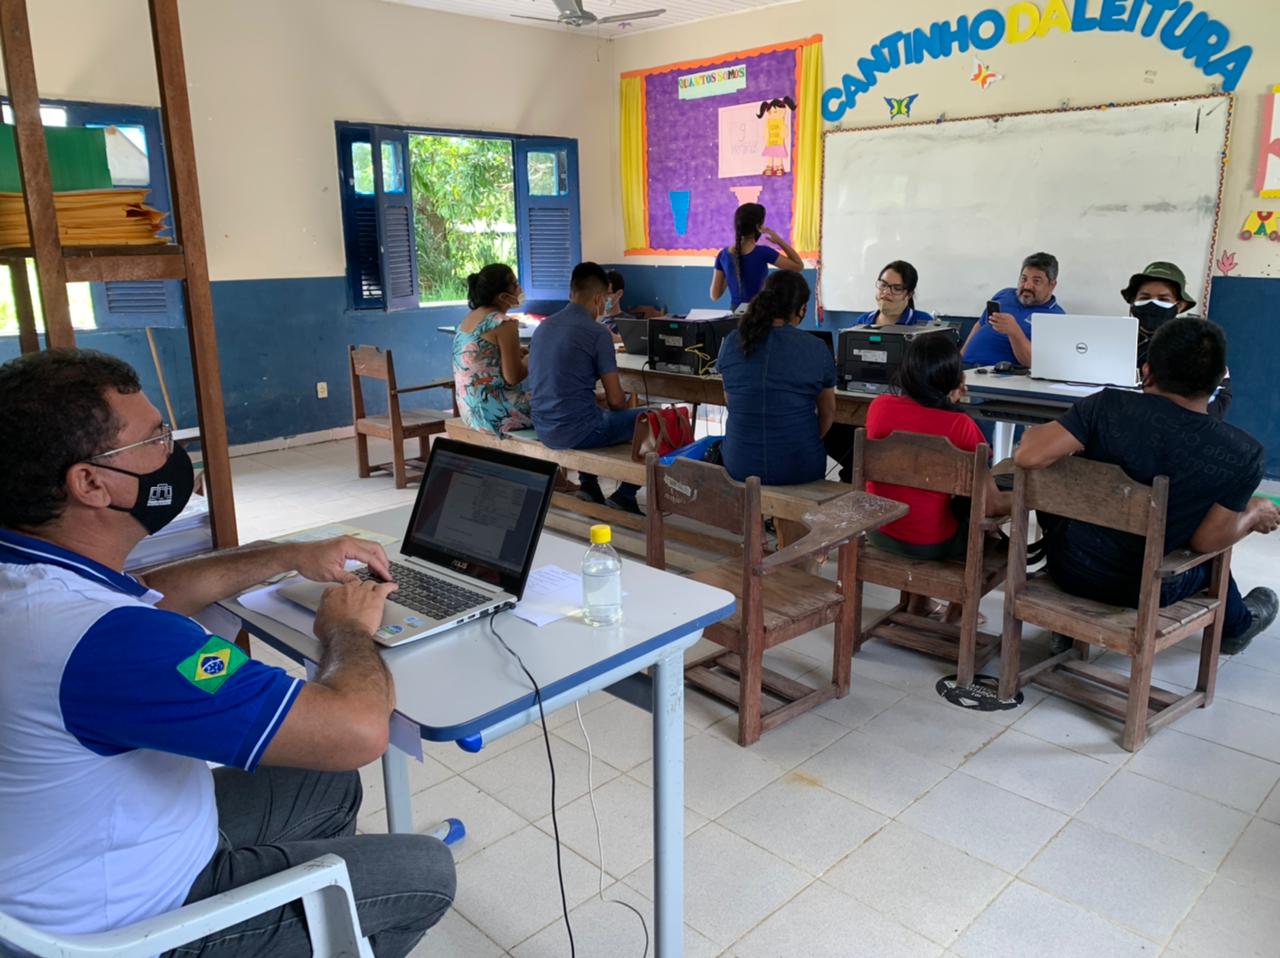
[589,524,612,545]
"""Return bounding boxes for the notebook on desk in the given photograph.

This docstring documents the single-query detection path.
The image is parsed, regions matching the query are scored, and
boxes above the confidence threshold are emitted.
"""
[279,439,558,646]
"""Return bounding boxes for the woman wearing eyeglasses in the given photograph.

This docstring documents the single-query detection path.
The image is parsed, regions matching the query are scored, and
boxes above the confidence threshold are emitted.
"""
[853,261,932,327]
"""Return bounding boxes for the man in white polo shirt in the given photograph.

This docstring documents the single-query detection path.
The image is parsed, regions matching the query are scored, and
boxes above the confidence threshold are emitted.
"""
[0,349,454,957]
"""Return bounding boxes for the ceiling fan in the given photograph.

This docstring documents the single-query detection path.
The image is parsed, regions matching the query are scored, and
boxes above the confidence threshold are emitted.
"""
[513,0,666,29]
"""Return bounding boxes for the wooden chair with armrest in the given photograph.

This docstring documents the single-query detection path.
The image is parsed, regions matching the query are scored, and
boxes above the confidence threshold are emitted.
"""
[999,456,1232,752]
[645,454,906,746]
[851,429,1009,688]
[348,345,453,489]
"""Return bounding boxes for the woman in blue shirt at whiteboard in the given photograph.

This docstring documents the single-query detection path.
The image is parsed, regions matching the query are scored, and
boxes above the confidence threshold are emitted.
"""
[853,260,934,326]
[710,202,804,311]
[718,271,836,485]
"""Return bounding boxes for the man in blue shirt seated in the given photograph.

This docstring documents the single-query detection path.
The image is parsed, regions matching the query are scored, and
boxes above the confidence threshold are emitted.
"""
[528,262,644,514]
[0,350,454,956]
[961,251,1065,368]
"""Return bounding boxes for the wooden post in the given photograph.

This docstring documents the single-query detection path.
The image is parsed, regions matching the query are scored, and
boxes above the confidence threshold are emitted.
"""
[0,0,73,348]
[148,0,239,550]
[6,258,39,353]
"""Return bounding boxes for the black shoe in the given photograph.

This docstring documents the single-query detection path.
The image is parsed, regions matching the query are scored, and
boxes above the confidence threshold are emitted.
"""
[607,492,643,516]
[1048,632,1074,655]
[1221,587,1278,655]
[575,480,606,505]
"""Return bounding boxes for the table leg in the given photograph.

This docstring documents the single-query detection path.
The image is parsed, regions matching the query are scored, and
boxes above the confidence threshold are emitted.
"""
[992,421,1016,462]
[382,745,413,834]
[652,648,685,957]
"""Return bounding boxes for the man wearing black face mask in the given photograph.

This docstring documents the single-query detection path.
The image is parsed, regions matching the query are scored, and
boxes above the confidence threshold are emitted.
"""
[0,350,454,955]
[1122,261,1230,419]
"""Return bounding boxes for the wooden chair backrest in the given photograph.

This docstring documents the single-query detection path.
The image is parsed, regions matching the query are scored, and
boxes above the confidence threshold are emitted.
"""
[1017,456,1166,537]
[645,455,763,571]
[853,429,985,497]
[348,345,400,424]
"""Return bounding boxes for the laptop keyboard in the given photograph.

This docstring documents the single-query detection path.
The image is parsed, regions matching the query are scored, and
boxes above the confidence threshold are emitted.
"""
[357,561,491,620]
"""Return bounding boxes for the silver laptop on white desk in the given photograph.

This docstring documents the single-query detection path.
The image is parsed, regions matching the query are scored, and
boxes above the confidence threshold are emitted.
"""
[280,438,558,647]
[1031,314,1140,387]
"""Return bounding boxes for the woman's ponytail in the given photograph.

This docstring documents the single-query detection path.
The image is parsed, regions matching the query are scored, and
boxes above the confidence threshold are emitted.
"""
[737,271,811,357]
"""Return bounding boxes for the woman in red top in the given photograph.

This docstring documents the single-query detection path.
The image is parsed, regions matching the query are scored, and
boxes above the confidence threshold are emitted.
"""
[865,334,1011,618]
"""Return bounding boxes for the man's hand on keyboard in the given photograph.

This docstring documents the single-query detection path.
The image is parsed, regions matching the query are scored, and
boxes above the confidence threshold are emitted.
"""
[293,536,393,584]
[315,577,399,639]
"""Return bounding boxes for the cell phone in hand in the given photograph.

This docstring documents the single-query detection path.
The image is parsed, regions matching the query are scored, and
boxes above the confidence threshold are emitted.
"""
[986,300,1000,318]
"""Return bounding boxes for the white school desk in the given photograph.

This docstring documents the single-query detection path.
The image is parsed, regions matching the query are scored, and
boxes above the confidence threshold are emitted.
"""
[220,506,736,957]
[963,373,1111,459]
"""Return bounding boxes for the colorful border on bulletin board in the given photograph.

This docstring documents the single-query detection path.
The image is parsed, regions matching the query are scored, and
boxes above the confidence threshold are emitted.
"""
[622,35,822,257]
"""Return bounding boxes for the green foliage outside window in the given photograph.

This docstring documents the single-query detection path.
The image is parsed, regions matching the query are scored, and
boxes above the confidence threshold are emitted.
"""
[409,135,516,304]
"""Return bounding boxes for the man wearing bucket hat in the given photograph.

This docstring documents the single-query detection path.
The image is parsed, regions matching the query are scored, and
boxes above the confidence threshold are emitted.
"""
[1122,261,1231,418]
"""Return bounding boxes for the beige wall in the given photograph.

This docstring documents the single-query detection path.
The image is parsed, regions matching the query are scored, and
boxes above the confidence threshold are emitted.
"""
[612,0,1279,277]
[5,0,616,281]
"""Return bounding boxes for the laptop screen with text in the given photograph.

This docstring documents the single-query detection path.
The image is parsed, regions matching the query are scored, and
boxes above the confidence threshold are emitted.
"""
[402,440,557,596]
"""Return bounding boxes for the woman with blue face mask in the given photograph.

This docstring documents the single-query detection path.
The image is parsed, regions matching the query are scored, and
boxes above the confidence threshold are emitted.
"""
[1121,261,1229,418]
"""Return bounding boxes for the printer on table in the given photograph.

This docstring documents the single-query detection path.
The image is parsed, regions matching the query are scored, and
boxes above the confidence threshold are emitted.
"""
[837,322,960,392]
[648,310,737,375]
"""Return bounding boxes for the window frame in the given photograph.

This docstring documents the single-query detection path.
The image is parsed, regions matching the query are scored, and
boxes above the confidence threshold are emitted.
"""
[334,120,581,312]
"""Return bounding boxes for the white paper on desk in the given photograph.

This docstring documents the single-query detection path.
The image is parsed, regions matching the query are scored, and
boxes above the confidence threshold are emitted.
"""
[239,581,321,636]
[511,564,584,627]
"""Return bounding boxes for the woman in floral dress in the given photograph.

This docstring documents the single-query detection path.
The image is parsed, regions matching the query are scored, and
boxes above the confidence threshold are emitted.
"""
[452,264,532,435]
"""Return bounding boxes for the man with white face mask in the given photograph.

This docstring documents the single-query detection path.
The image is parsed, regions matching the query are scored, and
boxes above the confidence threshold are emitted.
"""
[1122,261,1230,418]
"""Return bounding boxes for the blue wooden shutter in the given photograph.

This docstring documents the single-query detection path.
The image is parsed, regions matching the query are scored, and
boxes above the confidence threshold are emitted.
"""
[514,138,580,301]
[372,126,419,311]
[338,125,383,309]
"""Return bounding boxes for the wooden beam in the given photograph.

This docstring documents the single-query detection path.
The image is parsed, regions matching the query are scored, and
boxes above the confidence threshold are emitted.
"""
[63,246,187,282]
[0,0,73,348]
[149,0,238,549]
[5,259,39,353]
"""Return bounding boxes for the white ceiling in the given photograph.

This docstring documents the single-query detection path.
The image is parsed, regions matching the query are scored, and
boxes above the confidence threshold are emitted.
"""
[381,0,798,37]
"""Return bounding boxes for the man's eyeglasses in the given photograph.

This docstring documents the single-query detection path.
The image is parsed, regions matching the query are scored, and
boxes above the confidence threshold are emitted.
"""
[89,424,174,461]
[875,280,908,295]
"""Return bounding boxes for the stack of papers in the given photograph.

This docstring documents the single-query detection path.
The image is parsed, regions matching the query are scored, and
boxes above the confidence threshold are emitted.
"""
[124,495,212,572]
[0,188,168,249]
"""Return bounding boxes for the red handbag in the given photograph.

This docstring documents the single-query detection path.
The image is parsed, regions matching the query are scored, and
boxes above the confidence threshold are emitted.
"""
[631,405,695,462]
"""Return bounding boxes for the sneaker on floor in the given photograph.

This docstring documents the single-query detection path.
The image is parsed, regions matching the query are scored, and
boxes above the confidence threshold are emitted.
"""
[1221,587,1278,655]
[606,492,643,516]
[575,480,606,505]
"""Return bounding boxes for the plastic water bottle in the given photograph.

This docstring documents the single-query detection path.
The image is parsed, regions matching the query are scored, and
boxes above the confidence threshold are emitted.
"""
[582,524,622,627]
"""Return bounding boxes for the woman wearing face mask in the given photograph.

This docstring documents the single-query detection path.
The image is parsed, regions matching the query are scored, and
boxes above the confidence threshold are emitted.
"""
[453,263,533,435]
[854,260,933,326]
[710,202,804,312]
[1122,261,1230,418]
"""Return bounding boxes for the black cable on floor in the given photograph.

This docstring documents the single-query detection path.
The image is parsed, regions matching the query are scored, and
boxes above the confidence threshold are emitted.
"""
[489,614,576,958]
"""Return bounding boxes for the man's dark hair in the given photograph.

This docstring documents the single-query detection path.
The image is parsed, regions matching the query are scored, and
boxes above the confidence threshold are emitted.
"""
[570,261,609,297]
[1021,252,1059,283]
[605,269,625,293]
[0,349,141,529]
[1147,315,1227,399]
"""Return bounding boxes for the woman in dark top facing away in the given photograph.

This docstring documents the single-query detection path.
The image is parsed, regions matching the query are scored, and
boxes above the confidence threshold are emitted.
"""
[710,202,804,311]
[865,333,1011,620]
[718,271,836,485]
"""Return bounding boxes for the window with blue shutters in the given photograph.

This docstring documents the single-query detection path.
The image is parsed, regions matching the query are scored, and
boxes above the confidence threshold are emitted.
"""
[336,121,579,311]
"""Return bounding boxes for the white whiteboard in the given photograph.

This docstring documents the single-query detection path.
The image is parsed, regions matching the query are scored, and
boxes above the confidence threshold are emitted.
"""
[820,96,1231,316]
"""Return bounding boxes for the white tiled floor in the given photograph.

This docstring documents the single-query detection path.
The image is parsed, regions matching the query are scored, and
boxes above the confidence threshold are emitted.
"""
[230,437,1280,957]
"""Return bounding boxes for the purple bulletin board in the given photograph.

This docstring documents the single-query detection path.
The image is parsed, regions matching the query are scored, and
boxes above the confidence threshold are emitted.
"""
[628,39,816,256]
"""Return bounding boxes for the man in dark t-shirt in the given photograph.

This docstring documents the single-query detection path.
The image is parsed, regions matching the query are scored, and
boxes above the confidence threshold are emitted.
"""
[1014,316,1279,654]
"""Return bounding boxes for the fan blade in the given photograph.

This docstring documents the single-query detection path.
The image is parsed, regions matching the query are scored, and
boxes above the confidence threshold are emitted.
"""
[552,0,587,17]
[597,9,665,23]
[511,14,566,21]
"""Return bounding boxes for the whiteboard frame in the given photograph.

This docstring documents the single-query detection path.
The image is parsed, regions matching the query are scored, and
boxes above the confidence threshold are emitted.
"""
[818,93,1234,316]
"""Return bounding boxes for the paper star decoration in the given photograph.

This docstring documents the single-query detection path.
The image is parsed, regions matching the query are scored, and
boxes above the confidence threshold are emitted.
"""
[971,58,1003,90]
[884,94,918,120]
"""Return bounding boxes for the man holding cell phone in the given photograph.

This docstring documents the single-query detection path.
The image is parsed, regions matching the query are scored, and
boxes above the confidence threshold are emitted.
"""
[961,252,1065,368]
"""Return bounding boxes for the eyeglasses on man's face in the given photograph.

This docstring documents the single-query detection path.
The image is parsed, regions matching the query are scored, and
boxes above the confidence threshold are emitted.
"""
[89,423,174,461]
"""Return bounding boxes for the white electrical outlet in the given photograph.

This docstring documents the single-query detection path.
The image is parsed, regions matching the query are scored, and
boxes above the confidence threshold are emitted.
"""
[316,381,328,399]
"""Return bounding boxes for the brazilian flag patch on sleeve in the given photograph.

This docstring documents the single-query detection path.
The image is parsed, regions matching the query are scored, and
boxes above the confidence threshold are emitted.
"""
[177,636,248,694]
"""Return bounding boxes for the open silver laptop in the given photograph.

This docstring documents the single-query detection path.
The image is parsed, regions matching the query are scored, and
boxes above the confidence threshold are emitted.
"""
[1031,314,1140,387]
[280,438,558,646]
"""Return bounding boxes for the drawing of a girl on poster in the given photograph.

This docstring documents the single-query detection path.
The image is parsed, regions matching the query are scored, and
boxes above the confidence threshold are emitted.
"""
[757,96,795,176]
